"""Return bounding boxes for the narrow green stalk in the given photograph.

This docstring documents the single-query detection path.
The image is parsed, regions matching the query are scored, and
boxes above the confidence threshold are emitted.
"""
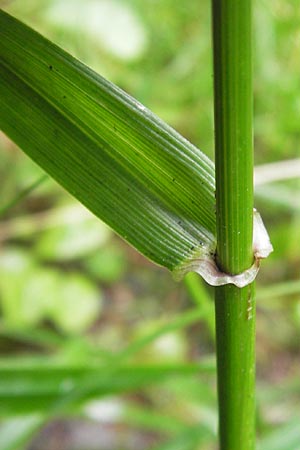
[212,1,255,450]
[0,174,47,217]
[184,273,215,338]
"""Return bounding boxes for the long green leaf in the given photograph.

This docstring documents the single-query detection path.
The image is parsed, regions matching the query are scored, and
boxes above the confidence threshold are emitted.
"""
[0,10,216,274]
[0,358,215,416]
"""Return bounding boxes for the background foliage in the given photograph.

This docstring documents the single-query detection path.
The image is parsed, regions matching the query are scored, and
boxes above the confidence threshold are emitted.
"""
[0,0,299,449]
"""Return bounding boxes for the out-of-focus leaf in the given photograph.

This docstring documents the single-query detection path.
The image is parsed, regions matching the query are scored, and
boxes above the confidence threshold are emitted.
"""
[49,272,101,334]
[257,280,300,301]
[258,417,300,450]
[0,248,101,333]
[44,0,148,61]
[35,205,111,261]
[118,308,206,362]
[0,248,38,326]
[122,405,187,435]
[0,416,45,450]
[151,424,213,450]
[83,245,126,283]
[255,184,300,213]
[0,358,215,416]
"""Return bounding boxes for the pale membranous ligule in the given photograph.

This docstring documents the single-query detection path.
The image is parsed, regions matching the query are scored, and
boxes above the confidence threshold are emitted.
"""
[174,210,273,288]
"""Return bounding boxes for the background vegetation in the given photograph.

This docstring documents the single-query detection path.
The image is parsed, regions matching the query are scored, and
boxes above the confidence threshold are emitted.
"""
[0,0,299,449]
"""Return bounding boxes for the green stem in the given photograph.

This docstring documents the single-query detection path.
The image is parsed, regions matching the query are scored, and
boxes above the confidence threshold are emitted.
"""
[212,1,255,449]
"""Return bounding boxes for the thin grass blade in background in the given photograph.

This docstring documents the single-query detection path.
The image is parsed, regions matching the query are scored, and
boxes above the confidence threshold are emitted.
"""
[0,358,215,416]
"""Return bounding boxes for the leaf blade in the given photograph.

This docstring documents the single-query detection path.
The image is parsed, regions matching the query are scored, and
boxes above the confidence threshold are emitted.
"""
[0,10,216,272]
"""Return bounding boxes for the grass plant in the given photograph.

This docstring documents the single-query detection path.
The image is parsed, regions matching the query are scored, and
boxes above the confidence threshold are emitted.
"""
[0,3,298,450]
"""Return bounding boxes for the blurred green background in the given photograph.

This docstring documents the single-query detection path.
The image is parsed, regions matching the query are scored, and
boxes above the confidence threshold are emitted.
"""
[0,0,299,449]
